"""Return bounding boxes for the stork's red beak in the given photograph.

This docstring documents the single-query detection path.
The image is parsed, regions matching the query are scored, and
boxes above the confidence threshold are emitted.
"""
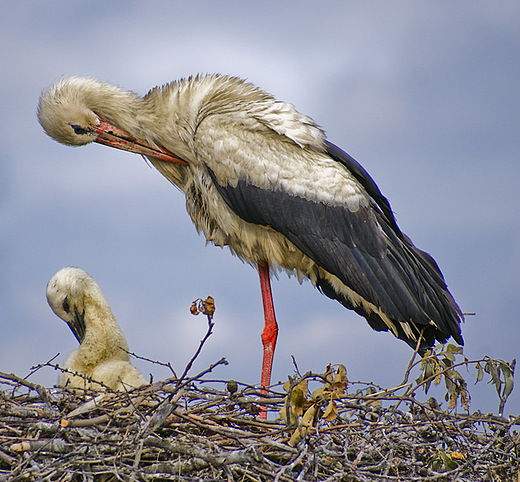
[92,120,188,165]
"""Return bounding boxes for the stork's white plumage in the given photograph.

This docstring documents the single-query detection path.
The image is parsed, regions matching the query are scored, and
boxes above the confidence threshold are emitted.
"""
[46,267,147,390]
[38,74,464,394]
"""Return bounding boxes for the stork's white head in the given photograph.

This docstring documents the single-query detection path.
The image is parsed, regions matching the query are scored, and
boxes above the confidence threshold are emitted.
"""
[38,76,185,164]
[46,266,97,343]
[38,77,105,146]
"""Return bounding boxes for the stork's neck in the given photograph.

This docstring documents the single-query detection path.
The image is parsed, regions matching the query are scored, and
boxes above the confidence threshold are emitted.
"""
[78,292,130,366]
[140,80,208,164]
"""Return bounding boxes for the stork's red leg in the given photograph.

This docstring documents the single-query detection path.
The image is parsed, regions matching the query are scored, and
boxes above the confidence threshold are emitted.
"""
[257,263,279,394]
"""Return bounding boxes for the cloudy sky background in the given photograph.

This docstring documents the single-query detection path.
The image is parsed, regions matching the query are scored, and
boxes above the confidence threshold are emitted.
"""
[1,2,519,415]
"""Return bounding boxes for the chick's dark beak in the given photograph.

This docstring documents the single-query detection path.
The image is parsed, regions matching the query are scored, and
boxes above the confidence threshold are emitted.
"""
[66,306,86,344]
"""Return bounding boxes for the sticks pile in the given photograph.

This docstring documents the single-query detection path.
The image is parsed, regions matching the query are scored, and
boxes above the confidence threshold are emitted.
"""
[1,368,519,481]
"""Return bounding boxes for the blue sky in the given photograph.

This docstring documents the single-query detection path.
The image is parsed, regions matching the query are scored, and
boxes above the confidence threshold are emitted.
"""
[1,2,519,415]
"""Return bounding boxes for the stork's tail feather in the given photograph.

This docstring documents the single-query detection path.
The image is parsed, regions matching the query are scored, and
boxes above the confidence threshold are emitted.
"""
[316,275,463,356]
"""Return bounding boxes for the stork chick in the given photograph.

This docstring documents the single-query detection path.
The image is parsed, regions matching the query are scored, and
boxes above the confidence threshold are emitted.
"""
[46,267,147,390]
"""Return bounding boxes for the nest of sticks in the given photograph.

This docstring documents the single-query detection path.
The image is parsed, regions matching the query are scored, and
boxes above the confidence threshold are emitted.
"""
[2,299,519,480]
[1,355,519,482]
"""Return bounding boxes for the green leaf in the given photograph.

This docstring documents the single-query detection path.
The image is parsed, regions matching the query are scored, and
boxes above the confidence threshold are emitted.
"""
[439,450,459,470]
[498,360,515,413]
[475,362,483,383]
[444,351,455,362]
[446,344,463,355]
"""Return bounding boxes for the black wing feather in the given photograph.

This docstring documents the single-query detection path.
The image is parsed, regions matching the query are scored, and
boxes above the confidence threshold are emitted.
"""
[206,144,463,352]
[325,141,399,233]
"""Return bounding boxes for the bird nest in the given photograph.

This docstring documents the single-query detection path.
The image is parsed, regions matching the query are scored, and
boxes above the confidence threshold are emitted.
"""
[1,353,519,482]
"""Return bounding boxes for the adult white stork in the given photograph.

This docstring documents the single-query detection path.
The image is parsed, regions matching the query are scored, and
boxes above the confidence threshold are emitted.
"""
[38,74,464,391]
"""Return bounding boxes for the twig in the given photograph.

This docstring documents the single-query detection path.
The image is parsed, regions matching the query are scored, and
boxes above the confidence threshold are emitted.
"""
[25,353,60,380]
[176,298,216,387]
[291,355,301,378]
[0,370,49,402]
[400,328,425,386]
[122,348,177,378]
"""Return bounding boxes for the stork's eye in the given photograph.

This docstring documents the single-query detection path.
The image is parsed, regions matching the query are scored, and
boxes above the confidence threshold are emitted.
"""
[62,296,70,314]
[70,124,91,136]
